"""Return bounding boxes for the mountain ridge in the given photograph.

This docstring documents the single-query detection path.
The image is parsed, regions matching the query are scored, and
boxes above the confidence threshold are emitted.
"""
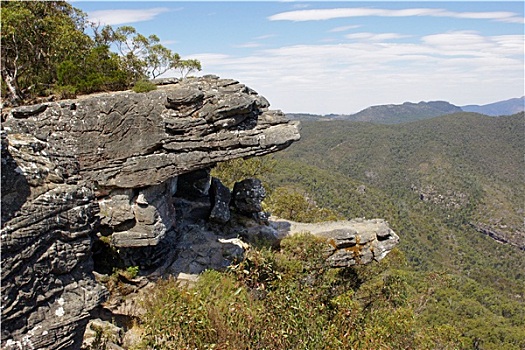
[461,96,525,116]
[287,97,524,123]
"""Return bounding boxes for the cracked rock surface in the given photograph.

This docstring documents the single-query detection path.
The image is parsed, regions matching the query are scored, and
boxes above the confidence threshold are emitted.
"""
[4,76,300,189]
[1,131,106,350]
[1,76,300,349]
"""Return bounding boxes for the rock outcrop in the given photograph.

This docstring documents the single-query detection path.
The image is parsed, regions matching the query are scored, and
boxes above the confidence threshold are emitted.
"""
[5,76,299,189]
[1,75,400,349]
[1,76,300,349]
[271,218,400,267]
[1,131,106,349]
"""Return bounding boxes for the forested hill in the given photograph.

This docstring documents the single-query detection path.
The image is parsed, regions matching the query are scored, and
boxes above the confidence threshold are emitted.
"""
[287,101,461,123]
[277,112,524,250]
[341,100,462,123]
[264,112,525,347]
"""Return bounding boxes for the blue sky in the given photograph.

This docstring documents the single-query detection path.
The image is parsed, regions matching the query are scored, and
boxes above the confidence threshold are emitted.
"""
[77,1,524,114]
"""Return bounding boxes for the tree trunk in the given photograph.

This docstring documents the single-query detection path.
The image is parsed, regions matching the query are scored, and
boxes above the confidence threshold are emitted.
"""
[1,70,22,106]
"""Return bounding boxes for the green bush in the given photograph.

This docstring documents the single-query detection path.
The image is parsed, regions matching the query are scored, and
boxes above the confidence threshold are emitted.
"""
[212,156,277,189]
[264,185,341,222]
[135,235,449,350]
[53,84,77,99]
[132,80,157,93]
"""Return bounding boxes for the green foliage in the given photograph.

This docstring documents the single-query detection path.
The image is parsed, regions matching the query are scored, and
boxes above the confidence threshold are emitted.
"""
[279,114,523,238]
[264,185,342,222]
[132,80,158,93]
[1,1,92,102]
[261,159,399,221]
[109,25,161,82]
[211,156,277,189]
[177,58,202,79]
[101,25,201,81]
[212,157,340,222]
[125,266,140,279]
[1,1,201,103]
[57,45,129,94]
[135,234,520,349]
[146,44,181,79]
[260,113,525,348]
[275,114,525,286]
[53,85,78,100]
[205,114,525,349]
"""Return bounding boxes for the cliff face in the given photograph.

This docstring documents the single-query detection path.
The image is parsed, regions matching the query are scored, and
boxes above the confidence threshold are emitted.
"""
[5,76,299,189]
[1,76,300,349]
[1,131,105,349]
[1,76,399,349]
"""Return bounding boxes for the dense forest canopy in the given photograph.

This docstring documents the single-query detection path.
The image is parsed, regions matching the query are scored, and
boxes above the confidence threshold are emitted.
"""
[0,1,201,106]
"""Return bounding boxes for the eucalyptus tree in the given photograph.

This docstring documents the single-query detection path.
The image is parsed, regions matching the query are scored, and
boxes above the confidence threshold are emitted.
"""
[1,1,202,105]
[1,1,92,104]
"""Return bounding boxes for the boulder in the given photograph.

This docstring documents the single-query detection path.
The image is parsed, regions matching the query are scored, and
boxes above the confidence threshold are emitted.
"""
[271,218,400,267]
[209,177,232,224]
[232,178,266,214]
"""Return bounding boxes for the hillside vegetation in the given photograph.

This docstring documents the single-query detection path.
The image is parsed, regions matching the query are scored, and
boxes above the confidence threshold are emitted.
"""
[344,100,462,124]
[131,112,525,349]
[258,112,525,348]
[277,112,524,251]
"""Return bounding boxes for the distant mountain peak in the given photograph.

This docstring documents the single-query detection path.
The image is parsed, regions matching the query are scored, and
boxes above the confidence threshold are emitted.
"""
[287,97,524,123]
[461,96,525,116]
[344,100,462,124]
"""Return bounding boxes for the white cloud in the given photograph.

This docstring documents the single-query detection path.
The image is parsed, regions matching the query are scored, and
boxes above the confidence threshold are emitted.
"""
[268,7,524,24]
[329,25,361,33]
[421,31,524,56]
[292,4,311,9]
[88,7,172,26]
[233,42,263,48]
[345,32,409,41]
[254,34,277,40]
[188,31,524,114]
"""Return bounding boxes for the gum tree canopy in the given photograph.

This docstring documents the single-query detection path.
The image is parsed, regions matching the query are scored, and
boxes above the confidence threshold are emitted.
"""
[1,1,201,106]
[1,1,92,104]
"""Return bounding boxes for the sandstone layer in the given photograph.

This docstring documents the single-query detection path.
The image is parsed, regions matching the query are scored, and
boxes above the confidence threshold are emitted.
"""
[1,76,300,349]
[271,218,400,267]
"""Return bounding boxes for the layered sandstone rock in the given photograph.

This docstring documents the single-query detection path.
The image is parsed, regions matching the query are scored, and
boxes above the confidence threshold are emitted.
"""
[1,76,300,349]
[271,218,400,267]
[1,76,400,349]
[1,131,106,349]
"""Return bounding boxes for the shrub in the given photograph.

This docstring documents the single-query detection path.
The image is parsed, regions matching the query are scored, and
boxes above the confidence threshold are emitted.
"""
[264,185,341,222]
[54,85,77,99]
[132,80,157,93]
[135,235,430,350]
